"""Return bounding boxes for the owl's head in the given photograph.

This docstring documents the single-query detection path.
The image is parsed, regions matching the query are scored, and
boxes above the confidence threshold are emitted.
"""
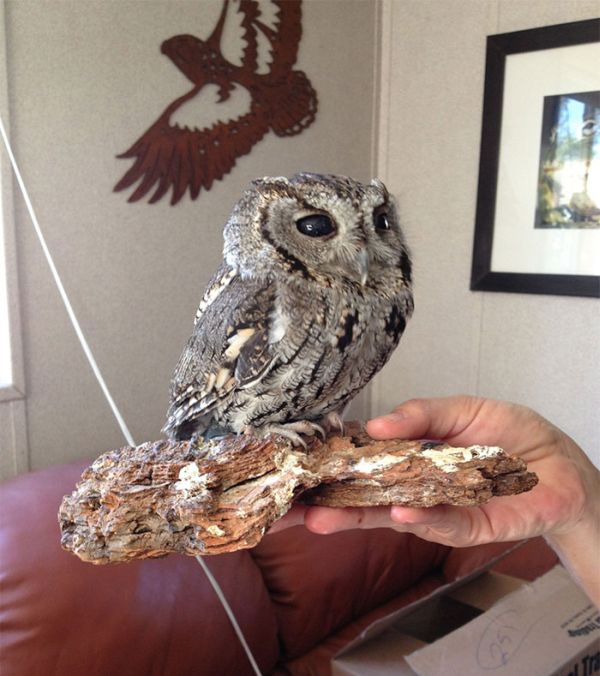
[223,173,411,288]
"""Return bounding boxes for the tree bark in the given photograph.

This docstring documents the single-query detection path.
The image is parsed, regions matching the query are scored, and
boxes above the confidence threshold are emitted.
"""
[59,423,537,564]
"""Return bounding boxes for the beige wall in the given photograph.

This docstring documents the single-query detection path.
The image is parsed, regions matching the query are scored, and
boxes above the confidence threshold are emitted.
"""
[1,0,378,476]
[373,0,600,465]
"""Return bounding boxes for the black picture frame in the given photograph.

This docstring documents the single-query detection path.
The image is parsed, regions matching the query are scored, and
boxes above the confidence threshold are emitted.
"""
[471,18,600,298]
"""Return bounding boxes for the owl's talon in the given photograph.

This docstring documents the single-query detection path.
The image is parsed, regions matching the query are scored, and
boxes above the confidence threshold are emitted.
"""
[302,422,326,440]
[243,420,327,448]
[321,411,345,436]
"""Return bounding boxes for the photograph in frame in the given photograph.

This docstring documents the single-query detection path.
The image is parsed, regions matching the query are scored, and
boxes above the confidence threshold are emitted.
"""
[535,90,599,231]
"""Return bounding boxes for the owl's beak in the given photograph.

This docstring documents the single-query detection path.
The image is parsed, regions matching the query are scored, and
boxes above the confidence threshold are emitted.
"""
[357,248,369,286]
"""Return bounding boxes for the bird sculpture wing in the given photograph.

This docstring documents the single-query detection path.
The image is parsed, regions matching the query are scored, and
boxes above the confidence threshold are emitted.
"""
[249,0,316,137]
[234,0,302,76]
[163,265,279,439]
[237,0,260,72]
[114,99,270,205]
[255,0,303,78]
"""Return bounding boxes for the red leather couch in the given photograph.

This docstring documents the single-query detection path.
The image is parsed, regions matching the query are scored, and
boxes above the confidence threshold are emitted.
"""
[0,460,557,675]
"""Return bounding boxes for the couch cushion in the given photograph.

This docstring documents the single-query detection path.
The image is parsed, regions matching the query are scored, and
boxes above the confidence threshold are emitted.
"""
[252,526,449,660]
[0,461,279,676]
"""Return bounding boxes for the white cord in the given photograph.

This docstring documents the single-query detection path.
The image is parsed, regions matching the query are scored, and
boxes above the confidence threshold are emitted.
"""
[0,114,262,676]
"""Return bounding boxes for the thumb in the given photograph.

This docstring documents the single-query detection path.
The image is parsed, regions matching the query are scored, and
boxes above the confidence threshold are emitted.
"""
[366,396,486,443]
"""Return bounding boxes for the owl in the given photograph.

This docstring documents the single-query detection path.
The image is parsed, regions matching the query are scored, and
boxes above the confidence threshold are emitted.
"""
[163,173,413,446]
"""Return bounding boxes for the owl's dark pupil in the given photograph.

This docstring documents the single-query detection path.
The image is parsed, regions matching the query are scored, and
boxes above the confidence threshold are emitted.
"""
[376,212,390,231]
[296,214,335,237]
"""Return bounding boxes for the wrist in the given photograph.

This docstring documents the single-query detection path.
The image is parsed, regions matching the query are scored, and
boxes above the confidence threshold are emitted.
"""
[547,439,600,539]
[544,495,600,606]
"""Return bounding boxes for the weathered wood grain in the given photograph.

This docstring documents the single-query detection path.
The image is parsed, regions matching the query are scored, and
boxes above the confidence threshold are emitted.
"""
[59,423,537,564]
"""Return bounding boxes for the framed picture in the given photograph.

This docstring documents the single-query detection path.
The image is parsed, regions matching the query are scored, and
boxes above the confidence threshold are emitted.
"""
[471,18,600,298]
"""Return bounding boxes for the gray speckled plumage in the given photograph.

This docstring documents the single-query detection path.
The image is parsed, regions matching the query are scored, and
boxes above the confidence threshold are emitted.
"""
[163,173,413,442]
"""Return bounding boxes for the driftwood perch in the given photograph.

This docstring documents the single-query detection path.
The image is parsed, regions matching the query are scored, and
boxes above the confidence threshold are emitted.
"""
[59,423,538,564]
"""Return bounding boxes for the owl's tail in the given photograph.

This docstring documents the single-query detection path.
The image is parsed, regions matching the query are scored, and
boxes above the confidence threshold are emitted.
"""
[260,70,318,137]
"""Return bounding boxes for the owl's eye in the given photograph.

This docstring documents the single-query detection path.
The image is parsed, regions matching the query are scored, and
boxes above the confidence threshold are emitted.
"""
[295,214,335,238]
[375,211,391,231]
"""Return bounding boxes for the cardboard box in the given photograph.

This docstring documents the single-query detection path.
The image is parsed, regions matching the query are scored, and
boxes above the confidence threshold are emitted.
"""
[333,566,600,676]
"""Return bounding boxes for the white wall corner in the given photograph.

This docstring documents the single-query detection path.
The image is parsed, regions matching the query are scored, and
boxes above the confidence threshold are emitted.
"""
[0,399,28,480]
[0,0,30,478]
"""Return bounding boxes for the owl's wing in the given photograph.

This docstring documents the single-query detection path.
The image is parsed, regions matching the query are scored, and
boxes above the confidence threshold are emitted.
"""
[114,96,270,205]
[163,265,278,439]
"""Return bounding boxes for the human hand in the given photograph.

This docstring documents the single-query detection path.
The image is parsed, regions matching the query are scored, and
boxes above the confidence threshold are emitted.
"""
[298,396,598,548]
[270,396,600,603]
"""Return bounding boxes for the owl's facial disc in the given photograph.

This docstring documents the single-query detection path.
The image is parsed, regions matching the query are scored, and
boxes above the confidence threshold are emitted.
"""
[234,175,408,286]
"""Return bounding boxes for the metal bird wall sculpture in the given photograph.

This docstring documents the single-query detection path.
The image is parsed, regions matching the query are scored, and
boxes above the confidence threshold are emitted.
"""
[114,0,318,205]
